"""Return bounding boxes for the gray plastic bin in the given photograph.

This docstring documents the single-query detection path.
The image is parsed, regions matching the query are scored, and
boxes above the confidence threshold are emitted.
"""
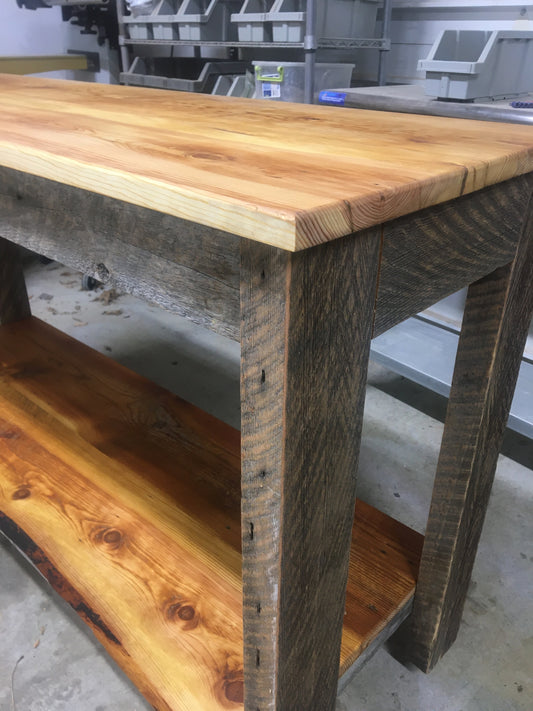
[127,22,153,39]
[211,74,253,97]
[231,0,274,42]
[419,30,533,101]
[177,0,240,41]
[121,57,248,92]
[124,1,183,40]
[267,0,378,44]
[253,61,353,102]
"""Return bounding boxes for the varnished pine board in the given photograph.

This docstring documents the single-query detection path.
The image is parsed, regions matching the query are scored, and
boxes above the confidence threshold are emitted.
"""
[1,75,533,251]
[0,321,244,711]
[0,318,422,709]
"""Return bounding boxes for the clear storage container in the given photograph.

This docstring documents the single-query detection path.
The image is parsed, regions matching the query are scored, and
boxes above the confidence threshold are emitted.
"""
[253,61,353,102]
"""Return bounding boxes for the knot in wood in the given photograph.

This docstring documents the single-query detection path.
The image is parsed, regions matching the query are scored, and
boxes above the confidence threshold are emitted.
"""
[164,598,199,629]
[176,604,195,621]
[224,679,244,704]
[93,526,124,550]
[102,528,123,546]
[12,486,31,500]
[0,428,18,439]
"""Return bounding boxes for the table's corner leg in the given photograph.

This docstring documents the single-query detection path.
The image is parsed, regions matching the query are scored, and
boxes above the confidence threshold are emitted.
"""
[394,191,533,673]
[240,230,381,710]
[0,236,32,325]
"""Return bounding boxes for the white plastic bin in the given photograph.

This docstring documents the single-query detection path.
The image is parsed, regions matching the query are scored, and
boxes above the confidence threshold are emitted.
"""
[419,30,533,101]
[253,61,353,102]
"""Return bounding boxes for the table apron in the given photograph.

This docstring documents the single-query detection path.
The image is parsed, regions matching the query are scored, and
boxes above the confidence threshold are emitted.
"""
[1,168,530,342]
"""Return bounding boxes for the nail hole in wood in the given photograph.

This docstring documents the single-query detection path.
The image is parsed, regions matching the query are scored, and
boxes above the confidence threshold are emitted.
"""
[249,522,254,541]
[256,602,261,614]
[261,370,265,384]
[256,649,260,667]
[259,470,266,479]
[260,269,265,279]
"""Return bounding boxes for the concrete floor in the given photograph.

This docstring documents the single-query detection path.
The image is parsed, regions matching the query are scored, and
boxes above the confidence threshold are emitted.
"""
[0,258,531,711]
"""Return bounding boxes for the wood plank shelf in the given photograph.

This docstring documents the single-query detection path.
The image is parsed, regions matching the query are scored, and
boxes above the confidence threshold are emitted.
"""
[0,317,423,711]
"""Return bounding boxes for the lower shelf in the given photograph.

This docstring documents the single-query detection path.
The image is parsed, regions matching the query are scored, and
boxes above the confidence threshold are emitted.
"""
[0,317,423,711]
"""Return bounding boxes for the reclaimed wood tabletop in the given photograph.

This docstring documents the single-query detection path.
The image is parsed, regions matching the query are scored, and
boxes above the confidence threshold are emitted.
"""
[1,73,533,251]
[1,73,532,711]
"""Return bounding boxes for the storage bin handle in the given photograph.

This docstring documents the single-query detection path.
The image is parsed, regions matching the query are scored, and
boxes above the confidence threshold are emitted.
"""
[255,66,284,82]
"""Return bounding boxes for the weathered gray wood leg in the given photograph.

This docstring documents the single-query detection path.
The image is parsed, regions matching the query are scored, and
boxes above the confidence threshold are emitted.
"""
[240,230,381,711]
[0,236,31,324]
[400,193,533,673]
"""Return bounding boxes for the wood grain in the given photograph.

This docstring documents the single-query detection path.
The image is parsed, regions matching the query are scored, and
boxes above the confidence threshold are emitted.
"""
[0,321,244,711]
[373,176,530,337]
[1,75,533,251]
[0,317,422,710]
[0,235,31,325]
[240,231,382,710]
[0,166,239,339]
[3,167,530,346]
[397,191,533,672]
[340,499,423,681]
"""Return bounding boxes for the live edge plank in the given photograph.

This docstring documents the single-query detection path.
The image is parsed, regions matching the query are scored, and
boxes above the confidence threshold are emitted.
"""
[0,318,422,710]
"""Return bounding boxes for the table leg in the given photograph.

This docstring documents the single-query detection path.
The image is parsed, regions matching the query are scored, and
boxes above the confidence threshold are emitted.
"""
[0,236,31,324]
[240,231,381,711]
[401,196,533,673]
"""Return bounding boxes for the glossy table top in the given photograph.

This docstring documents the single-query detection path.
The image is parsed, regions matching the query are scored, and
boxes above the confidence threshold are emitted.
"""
[1,74,533,251]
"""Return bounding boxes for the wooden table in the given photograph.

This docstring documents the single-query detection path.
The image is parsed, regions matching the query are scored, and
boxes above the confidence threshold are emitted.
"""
[0,75,532,711]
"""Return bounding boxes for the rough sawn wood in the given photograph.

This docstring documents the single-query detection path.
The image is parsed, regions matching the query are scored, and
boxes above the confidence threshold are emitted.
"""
[240,230,381,710]
[399,187,533,672]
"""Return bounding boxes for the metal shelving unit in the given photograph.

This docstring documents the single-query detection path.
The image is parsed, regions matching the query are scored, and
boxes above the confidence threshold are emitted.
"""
[117,0,392,102]
[119,37,391,48]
